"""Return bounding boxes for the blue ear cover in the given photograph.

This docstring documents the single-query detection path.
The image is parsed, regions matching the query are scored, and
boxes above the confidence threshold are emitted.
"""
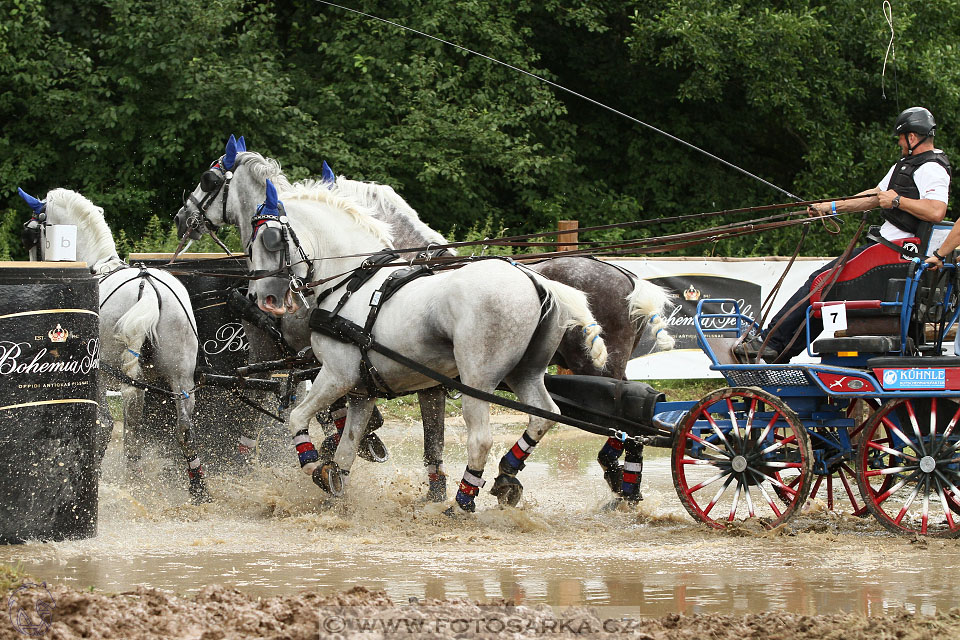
[321,160,335,187]
[260,179,280,217]
[237,136,247,152]
[17,187,45,214]
[223,134,238,169]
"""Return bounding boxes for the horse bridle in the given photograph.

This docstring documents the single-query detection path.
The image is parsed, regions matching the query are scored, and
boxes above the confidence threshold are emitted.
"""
[21,203,47,260]
[248,204,312,308]
[182,156,232,235]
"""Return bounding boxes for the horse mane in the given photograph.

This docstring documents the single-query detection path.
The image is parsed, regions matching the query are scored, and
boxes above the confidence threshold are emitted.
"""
[333,177,448,248]
[44,188,118,263]
[237,151,293,192]
[283,178,394,248]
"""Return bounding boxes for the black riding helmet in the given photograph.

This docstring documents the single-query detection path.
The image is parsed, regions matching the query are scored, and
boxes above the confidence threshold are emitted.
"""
[894,107,936,137]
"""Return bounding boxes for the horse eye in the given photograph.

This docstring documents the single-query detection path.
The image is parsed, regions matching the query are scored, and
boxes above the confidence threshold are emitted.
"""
[261,227,285,253]
[200,170,222,192]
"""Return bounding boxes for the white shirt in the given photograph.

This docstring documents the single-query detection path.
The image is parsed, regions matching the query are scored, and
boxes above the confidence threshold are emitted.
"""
[876,151,951,240]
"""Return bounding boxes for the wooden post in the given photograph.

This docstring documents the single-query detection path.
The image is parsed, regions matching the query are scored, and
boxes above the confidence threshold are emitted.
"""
[557,220,579,252]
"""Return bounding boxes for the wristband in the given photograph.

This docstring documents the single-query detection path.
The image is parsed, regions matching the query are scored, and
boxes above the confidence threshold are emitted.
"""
[830,201,837,214]
[933,249,946,261]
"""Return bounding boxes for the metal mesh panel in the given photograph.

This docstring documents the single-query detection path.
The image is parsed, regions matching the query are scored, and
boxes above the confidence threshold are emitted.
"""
[723,368,811,388]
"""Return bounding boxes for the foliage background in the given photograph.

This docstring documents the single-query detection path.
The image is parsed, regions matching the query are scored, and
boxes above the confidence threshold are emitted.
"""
[1,0,957,260]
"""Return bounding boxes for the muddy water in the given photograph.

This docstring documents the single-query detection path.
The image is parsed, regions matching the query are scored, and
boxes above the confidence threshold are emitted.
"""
[2,414,959,617]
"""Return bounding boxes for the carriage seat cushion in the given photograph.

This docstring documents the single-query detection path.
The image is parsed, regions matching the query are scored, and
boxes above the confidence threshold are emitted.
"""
[866,356,960,369]
[813,336,911,355]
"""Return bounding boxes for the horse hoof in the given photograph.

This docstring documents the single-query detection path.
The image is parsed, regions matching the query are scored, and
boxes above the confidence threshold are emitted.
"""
[490,474,523,507]
[444,502,474,517]
[312,461,344,497]
[358,432,389,463]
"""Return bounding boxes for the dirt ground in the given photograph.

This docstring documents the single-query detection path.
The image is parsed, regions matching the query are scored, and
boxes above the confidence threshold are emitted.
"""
[4,581,960,640]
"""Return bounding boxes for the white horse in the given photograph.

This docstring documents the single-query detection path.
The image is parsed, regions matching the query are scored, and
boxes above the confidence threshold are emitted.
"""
[246,178,607,511]
[18,188,209,503]
[316,164,674,505]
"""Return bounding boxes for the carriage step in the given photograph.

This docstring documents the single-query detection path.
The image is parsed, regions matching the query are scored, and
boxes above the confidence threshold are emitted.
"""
[652,409,688,431]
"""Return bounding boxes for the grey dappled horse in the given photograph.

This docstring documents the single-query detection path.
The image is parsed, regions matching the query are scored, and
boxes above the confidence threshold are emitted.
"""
[322,164,675,504]
[246,178,607,511]
[19,188,209,503]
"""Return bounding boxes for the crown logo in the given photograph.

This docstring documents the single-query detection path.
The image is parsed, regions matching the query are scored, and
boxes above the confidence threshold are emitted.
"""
[683,285,701,301]
[48,324,68,343]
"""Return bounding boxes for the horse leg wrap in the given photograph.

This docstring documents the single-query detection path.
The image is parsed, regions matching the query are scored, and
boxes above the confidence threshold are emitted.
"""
[499,432,538,476]
[597,437,625,493]
[619,447,644,502]
[455,467,485,512]
[426,462,447,502]
[293,428,319,470]
[186,457,211,504]
[236,435,257,465]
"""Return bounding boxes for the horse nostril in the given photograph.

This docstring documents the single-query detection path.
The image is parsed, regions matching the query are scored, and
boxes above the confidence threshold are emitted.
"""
[265,295,277,307]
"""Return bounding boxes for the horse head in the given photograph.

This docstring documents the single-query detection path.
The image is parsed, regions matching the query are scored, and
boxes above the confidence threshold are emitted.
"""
[174,133,248,241]
[248,179,306,316]
[17,187,47,253]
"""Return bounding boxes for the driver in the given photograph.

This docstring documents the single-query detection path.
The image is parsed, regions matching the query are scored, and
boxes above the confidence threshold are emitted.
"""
[750,107,951,363]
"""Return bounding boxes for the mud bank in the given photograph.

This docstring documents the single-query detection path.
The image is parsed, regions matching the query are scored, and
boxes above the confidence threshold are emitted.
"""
[4,583,960,640]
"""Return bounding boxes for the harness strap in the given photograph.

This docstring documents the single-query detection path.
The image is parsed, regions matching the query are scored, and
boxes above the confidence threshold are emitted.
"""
[865,227,921,258]
[307,310,668,442]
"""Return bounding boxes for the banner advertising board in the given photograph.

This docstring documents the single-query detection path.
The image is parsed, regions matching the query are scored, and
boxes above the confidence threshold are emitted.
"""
[609,257,831,380]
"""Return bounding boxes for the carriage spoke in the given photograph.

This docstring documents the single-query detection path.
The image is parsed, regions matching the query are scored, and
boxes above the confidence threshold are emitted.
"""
[705,412,735,454]
[687,470,730,493]
[704,475,737,517]
[864,465,919,477]
[726,398,746,445]
[905,401,929,457]
[743,398,758,443]
[686,431,732,458]
[893,477,924,526]
[933,475,956,531]
[881,414,921,455]
[743,481,756,518]
[753,479,783,518]
[728,481,743,522]
[838,463,861,510]
[753,412,780,451]
[875,470,921,505]
[754,434,797,458]
[934,469,960,504]
[920,475,931,534]
[933,405,960,456]
[864,439,919,462]
[749,467,798,498]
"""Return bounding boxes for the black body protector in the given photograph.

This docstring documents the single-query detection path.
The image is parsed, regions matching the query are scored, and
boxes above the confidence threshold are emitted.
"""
[882,149,952,235]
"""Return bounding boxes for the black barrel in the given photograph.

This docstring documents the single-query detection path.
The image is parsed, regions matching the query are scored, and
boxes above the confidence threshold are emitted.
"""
[0,263,101,544]
[129,254,286,469]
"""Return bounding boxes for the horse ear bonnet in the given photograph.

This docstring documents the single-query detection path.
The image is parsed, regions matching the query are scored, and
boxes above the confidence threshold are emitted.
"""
[321,160,336,187]
[237,136,247,152]
[222,134,239,170]
[255,179,285,252]
[17,187,46,216]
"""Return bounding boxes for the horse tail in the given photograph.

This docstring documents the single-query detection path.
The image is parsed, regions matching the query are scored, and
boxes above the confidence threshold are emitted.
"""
[114,279,161,355]
[533,277,608,370]
[626,278,675,350]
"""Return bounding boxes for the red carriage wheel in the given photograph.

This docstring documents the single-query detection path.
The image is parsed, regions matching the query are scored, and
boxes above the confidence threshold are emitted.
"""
[672,387,813,529]
[855,398,960,537]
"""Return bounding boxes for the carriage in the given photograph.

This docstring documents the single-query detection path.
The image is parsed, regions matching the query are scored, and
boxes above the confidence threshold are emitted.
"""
[654,221,960,537]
